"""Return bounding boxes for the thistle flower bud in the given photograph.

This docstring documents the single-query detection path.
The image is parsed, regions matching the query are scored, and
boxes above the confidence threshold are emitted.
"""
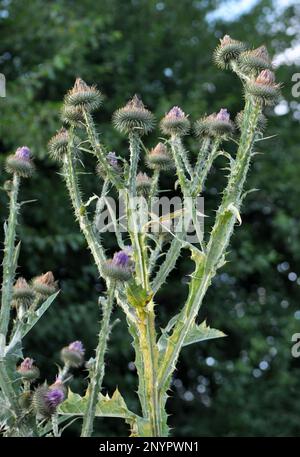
[96,151,121,178]
[32,271,58,298]
[48,128,69,162]
[160,106,190,136]
[112,95,155,135]
[246,69,280,105]
[32,383,65,419]
[235,110,267,132]
[12,277,35,308]
[147,143,174,170]
[136,172,152,197]
[238,46,272,74]
[61,340,85,368]
[102,250,133,282]
[195,109,234,138]
[64,78,103,112]
[214,35,247,69]
[17,358,40,382]
[5,146,34,178]
[61,105,85,126]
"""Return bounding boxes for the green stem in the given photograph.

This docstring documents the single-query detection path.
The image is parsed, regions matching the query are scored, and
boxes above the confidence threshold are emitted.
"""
[157,97,261,395]
[0,174,20,341]
[83,111,122,190]
[81,283,116,437]
[170,135,190,192]
[191,138,220,197]
[63,136,106,273]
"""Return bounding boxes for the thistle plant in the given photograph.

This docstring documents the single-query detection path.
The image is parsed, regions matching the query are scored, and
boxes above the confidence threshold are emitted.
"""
[0,147,85,436]
[0,36,280,437]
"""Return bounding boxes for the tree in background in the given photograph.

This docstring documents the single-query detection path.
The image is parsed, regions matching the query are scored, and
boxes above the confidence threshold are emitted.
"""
[0,0,300,436]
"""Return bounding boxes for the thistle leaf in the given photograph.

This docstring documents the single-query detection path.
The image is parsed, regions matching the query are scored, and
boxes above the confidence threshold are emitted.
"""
[182,320,226,347]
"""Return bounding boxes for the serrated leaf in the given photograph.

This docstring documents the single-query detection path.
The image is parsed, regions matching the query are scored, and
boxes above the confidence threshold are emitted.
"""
[182,320,226,347]
[58,387,149,435]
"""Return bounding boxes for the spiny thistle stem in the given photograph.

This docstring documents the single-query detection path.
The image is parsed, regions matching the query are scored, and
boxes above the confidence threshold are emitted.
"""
[81,283,116,437]
[63,134,107,273]
[157,97,262,394]
[169,135,190,192]
[191,138,220,197]
[0,173,20,340]
[83,111,122,190]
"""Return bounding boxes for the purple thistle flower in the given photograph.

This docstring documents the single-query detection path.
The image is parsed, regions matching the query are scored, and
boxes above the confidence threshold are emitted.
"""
[68,340,85,356]
[107,151,118,167]
[166,106,185,119]
[112,250,130,267]
[216,108,230,122]
[15,146,31,161]
[20,357,34,371]
[46,388,65,408]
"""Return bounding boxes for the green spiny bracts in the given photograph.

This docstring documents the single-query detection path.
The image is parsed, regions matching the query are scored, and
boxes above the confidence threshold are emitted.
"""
[12,277,35,308]
[17,358,40,383]
[136,172,152,198]
[147,143,174,171]
[5,146,34,178]
[112,95,155,135]
[48,128,70,162]
[160,106,190,136]
[32,271,58,298]
[246,69,281,106]
[61,104,85,126]
[64,78,103,112]
[235,110,267,132]
[102,250,133,282]
[213,35,247,69]
[32,383,65,419]
[238,45,273,74]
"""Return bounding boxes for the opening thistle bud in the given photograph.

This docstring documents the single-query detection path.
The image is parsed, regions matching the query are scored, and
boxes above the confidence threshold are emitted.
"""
[136,172,152,197]
[213,35,247,69]
[32,271,58,298]
[238,46,273,74]
[17,358,40,382]
[102,250,133,282]
[61,340,85,368]
[246,69,280,105]
[160,106,190,136]
[195,109,234,138]
[64,78,103,112]
[32,383,65,419]
[5,146,34,178]
[112,95,155,135]
[147,143,174,170]
[48,128,70,162]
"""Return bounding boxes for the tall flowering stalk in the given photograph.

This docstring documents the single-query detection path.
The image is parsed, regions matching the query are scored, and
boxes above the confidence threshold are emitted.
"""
[0,36,280,437]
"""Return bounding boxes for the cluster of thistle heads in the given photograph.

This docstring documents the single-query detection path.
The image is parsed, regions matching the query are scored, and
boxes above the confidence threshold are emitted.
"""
[2,36,280,420]
[17,341,85,419]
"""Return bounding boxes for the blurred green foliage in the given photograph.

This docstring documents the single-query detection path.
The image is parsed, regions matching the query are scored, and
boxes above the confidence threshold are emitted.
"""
[1,0,300,436]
